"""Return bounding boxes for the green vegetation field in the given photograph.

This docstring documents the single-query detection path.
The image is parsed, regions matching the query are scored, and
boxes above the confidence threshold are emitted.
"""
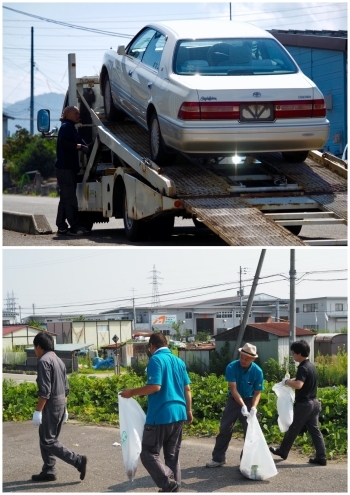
[3,372,347,460]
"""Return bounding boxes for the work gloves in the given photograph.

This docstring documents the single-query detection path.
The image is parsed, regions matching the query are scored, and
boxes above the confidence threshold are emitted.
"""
[32,410,42,425]
[241,405,249,417]
[250,406,257,417]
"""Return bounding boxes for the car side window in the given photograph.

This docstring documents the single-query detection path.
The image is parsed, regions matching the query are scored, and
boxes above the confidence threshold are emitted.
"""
[141,31,166,71]
[127,28,156,60]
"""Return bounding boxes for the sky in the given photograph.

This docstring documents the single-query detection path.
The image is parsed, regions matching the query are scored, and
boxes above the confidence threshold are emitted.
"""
[2,1,348,107]
[2,247,348,320]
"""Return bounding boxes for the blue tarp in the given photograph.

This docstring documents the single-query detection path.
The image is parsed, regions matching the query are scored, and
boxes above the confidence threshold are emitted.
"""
[92,357,114,370]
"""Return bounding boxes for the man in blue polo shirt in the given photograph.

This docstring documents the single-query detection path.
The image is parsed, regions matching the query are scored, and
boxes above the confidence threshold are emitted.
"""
[206,342,264,468]
[120,332,192,492]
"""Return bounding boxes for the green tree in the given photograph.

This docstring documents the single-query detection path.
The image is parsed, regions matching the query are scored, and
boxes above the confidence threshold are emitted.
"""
[209,341,232,376]
[26,319,45,329]
[3,127,56,181]
[196,331,210,342]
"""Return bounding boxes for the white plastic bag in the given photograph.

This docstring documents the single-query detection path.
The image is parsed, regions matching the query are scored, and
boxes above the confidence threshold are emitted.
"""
[272,377,295,433]
[118,394,146,481]
[240,413,278,480]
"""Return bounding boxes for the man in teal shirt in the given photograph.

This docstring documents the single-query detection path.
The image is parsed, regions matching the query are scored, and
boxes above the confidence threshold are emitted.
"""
[120,332,192,492]
[206,342,264,468]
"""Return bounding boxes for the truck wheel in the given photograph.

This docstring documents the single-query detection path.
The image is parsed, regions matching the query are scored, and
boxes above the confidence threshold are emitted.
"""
[103,76,124,121]
[282,151,309,163]
[149,111,177,166]
[123,190,146,241]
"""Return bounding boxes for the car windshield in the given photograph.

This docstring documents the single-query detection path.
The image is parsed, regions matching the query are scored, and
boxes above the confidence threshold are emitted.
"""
[174,38,298,76]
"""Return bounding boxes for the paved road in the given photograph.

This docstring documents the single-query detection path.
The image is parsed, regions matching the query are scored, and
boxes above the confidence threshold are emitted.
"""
[2,421,347,493]
[3,194,347,247]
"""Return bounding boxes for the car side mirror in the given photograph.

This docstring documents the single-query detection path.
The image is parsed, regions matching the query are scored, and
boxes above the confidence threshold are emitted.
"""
[37,109,50,134]
[117,45,126,56]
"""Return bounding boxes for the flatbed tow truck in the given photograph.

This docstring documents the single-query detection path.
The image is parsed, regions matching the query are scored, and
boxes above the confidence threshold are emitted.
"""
[46,55,347,246]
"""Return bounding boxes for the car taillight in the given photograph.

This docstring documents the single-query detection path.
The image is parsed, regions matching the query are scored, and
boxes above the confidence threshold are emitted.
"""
[312,99,327,117]
[178,102,240,120]
[177,102,201,120]
[274,99,326,118]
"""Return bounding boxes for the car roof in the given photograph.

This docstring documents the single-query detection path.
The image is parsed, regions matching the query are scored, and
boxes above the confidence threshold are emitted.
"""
[146,20,274,40]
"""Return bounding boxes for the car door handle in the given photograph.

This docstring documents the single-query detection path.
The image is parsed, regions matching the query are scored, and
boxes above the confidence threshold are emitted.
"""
[128,70,133,76]
[147,82,153,89]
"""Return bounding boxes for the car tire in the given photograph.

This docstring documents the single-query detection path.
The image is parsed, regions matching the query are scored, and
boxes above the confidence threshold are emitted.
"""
[123,188,147,241]
[282,151,309,163]
[103,76,125,122]
[149,112,177,166]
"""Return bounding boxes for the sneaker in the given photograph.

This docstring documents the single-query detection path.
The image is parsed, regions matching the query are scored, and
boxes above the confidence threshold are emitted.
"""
[309,457,327,466]
[206,459,226,468]
[159,480,179,492]
[57,227,70,235]
[269,447,287,460]
[31,472,57,482]
[78,455,87,480]
[68,226,90,236]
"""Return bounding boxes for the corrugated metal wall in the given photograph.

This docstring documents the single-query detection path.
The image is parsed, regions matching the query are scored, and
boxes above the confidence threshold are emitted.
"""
[287,46,347,157]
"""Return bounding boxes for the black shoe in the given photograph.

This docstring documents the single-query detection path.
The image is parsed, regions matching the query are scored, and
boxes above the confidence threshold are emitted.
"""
[159,480,179,492]
[68,226,90,236]
[78,455,87,480]
[269,447,287,460]
[31,472,57,482]
[57,227,70,235]
[309,457,327,466]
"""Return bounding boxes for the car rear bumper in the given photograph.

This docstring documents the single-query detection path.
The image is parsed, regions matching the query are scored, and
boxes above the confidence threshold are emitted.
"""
[160,118,330,154]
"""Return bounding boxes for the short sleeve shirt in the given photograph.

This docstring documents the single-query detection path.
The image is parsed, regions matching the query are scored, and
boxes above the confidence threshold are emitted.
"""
[225,360,264,398]
[146,348,191,425]
[295,359,317,402]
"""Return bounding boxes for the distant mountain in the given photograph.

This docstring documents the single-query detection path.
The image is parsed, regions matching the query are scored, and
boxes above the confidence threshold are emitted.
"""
[3,93,66,136]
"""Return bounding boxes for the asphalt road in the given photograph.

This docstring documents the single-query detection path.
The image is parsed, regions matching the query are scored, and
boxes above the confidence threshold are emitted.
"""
[3,194,347,247]
[2,421,347,493]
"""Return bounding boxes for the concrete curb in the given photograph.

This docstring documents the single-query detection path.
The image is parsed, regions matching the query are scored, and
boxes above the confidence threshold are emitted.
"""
[3,211,53,235]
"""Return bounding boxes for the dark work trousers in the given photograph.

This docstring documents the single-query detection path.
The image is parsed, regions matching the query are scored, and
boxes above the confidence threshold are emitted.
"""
[279,398,326,459]
[39,404,82,475]
[211,397,252,463]
[56,168,79,230]
[140,421,184,491]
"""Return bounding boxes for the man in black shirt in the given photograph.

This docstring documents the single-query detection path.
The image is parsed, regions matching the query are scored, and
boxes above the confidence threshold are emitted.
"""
[31,332,87,482]
[269,340,327,465]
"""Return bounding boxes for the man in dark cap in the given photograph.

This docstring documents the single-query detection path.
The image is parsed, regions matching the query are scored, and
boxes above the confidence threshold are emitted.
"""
[55,105,90,236]
[206,342,264,468]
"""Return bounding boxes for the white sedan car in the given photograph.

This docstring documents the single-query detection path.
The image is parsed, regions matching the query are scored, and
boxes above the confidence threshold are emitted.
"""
[100,20,329,165]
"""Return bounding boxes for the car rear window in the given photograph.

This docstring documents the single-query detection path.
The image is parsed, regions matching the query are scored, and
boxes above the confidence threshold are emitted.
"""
[174,38,298,76]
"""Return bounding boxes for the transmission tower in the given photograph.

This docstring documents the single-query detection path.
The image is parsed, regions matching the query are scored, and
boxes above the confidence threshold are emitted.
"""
[4,290,18,312]
[148,265,163,307]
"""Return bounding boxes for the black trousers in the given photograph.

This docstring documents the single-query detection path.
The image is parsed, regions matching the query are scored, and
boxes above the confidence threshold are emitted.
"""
[279,398,326,459]
[56,168,79,230]
[211,397,252,462]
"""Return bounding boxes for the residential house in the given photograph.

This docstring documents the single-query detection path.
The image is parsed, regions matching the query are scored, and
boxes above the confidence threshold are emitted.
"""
[296,297,347,331]
[3,325,56,350]
[214,322,316,365]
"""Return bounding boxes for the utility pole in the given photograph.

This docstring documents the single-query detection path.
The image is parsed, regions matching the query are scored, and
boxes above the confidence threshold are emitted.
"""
[32,303,35,316]
[289,249,296,347]
[238,266,247,324]
[233,250,266,360]
[132,288,137,331]
[30,27,34,135]
[229,2,232,20]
